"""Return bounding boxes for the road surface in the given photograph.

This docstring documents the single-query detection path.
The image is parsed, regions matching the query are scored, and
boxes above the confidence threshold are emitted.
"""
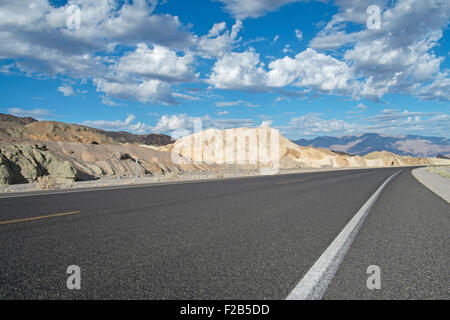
[0,167,448,299]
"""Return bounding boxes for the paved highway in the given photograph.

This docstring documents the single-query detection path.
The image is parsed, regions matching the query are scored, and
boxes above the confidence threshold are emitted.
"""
[0,168,448,299]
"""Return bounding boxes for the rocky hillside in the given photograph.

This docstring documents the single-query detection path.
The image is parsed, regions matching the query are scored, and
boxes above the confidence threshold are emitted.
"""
[0,140,215,185]
[0,113,173,146]
[295,133,450,158]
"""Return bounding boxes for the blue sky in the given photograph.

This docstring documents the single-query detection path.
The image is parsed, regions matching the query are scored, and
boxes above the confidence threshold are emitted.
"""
[0,0,449,139]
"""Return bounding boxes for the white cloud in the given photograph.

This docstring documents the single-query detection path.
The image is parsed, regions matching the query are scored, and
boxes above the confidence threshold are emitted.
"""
[310,0,450,101]
[260,120,273,127]
[83,114,151,133]
[215,100,245,107]
[0,0,195,105]
[172,93,201,101]
[417,71,450,102]
[7,108,53,119]
[58,85,75,96]
[152,113,255,135]
[1,0,449,107]
[208,49,268,90]
[309,31,356,49]
[364,109,439,122]
[197,20,243,58]
[0,63,14,74]
[267,48,358,96]
[217,110,229,115]
[114,43,196,82]
[100,95,123,107]
[92,42,198,105]
[93,78,176,105]
[152,114,190,133]
[282,44,293,54]
[209,1,450,102]
[287,113,354,136]
[356,103,368,110]
[295,29,303,41]
[347,103,368,114]
[217,0,306,19]
[215,100,259,107]
[210,2,450,103]
[0,0,193,74]
[208,47,359,97]
[271,35,279,44]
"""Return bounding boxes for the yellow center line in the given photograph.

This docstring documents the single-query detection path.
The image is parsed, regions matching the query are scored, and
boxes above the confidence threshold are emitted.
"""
[0,210,81,226]
[276,179,306,185]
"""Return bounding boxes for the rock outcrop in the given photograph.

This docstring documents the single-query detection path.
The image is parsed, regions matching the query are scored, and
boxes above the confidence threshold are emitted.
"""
[0,144,78,185]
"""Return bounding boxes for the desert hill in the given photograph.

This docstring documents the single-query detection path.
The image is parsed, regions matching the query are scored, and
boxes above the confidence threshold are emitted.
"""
[157,127,437,169]
[0,114,173,146]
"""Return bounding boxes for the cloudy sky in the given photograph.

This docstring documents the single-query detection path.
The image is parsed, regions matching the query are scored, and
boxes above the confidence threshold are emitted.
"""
[0,0,449,139]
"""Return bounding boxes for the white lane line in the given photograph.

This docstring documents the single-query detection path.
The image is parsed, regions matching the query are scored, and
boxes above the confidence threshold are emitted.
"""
[286,170,402,300]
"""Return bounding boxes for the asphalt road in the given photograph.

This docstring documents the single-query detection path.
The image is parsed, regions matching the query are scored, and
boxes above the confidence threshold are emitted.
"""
[0,167,448,299]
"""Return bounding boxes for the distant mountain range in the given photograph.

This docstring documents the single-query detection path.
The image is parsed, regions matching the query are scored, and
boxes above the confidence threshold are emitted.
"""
[294,133,450,158]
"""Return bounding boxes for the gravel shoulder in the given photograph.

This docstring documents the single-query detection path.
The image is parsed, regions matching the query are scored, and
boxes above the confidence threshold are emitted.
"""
[412,167,450,203]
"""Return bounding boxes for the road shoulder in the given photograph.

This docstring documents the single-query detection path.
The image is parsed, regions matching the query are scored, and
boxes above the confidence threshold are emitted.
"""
[412,167,450,203]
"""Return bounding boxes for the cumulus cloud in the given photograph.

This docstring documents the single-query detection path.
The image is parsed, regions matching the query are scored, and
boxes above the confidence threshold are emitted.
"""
[0,0,195,104]
[216,0,306,19]
[58,85,76,96]
[208,49,268,90]
[260,120,273,127]
[93,78,177,105]
[83,114,151,133]
[295,29,303,41]
[309,0,450,101]
[208,47,359,97]
[0,0,193,74]
[267,48,359,96]
[91,43,198,104]
[114,43,197,83]
[1,0,450,107]
[197,20,243,58]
